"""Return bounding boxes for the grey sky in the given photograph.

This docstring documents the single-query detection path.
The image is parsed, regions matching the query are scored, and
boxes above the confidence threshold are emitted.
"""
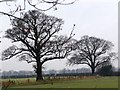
[0,0,118,71]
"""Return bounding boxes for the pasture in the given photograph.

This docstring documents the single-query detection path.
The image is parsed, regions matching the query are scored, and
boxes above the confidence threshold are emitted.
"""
[1,76,119,89]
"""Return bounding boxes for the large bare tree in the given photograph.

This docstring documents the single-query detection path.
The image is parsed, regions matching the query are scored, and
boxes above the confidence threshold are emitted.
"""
[2,10,76,81]
[68,35,116,74]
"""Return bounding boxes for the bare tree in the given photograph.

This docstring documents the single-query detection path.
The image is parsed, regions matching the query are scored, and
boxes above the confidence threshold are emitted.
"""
[2,10,76,81]
[68,35,116,74]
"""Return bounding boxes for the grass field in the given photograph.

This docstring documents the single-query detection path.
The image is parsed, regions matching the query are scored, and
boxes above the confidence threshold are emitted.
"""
[1,76,119,89]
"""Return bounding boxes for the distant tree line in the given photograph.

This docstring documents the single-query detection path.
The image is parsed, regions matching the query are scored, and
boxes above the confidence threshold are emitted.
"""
[1,68,91,78]
[1,67,120,79]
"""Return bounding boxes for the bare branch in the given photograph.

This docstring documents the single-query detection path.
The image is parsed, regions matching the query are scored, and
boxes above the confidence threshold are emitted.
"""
[2,45,22,60]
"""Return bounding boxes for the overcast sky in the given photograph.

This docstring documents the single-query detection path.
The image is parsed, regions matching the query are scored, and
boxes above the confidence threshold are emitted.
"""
[0,0,118,71]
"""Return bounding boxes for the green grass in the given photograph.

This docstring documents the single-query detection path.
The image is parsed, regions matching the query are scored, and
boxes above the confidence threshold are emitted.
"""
[3,76,118,88]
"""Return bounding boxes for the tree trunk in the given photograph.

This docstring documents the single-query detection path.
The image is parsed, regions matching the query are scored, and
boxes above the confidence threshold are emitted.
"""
[90,62,96,75]
[36,59,43,81]
[91,67,95,75]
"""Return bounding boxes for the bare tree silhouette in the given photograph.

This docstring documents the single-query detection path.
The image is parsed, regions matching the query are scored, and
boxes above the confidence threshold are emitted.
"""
[68,35,117,74]
[2,10,76,81]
